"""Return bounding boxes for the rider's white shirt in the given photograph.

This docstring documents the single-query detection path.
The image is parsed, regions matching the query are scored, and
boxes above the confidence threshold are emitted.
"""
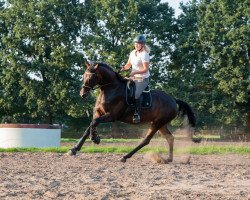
[129,50,150,79]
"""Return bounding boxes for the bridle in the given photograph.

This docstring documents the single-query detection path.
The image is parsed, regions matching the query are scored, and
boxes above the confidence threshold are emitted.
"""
[82,71,112,91]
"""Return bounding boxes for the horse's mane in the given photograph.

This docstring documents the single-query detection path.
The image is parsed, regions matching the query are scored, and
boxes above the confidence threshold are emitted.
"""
[95,62,113,71]
[95,62,127,82]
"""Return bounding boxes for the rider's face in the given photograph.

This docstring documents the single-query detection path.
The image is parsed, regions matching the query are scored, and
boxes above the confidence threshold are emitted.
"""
[134,42,143,51]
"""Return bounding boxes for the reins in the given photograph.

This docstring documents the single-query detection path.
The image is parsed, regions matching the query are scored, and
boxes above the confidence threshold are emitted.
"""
[82,82,112,91]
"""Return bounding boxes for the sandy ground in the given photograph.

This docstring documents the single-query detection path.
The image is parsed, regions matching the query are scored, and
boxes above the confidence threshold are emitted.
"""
[0,151,249,200]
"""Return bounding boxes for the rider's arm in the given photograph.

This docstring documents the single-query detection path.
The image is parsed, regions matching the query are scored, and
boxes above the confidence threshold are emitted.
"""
[130,61,149,76]
[122,58,132,71]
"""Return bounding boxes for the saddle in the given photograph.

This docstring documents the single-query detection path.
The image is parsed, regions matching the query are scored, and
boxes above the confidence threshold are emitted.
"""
[125,80,152,108]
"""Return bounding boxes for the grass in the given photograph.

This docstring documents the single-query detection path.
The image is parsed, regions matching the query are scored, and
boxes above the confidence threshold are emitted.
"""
[61,135,220,143]
[0,145,249,155]
[0,147,69,153]
[189,145,250,155]
[61,138,140,143]
[198,135,221,139]
[0,146,167,154]
[0,136,248,154]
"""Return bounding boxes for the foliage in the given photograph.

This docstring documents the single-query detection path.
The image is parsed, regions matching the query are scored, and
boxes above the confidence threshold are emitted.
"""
[82,0,138,66]
[0,0,249,132]
[198,0,250,126]
[0,0,92,124]
[169,0,249,129]
[168,0,219,127]
[82,0,175,81]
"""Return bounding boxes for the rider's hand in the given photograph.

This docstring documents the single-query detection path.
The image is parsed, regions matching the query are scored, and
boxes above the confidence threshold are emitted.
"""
[130,71,136,77]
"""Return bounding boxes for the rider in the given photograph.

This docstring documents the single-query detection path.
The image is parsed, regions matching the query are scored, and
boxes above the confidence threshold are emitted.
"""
[121,34,150,123]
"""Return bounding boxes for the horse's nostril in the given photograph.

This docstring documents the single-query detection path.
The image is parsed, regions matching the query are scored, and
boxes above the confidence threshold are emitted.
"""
[81,92,89,99]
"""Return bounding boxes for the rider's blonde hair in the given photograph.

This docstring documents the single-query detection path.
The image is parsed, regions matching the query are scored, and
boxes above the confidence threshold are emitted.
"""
[143,44,151,53]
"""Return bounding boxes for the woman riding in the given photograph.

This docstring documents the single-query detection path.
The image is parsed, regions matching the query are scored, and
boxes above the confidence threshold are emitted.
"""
[121,34,151,123]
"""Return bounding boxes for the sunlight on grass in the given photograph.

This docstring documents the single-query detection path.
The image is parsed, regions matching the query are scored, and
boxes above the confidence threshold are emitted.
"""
[0,147,69,153]
[61,138,145,143]
[188,145,250,155]
[0,145,249,154]
[60,135,221,143]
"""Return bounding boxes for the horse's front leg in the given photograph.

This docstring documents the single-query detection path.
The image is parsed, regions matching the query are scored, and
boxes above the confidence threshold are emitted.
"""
[89,110,111,144]
[68,126,91,155]
[90,126,100,144]
[89,113,113,144]
[68,113,113,156]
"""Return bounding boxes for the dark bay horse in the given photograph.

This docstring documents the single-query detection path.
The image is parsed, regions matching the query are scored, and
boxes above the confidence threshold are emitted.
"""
[68,62,200,162]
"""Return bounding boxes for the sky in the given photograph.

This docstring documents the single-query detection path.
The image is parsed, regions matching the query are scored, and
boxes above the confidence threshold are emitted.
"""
[162,0,190,16]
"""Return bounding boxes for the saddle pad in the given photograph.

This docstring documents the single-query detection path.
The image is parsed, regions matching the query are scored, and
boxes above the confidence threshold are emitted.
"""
[126,81,152,109]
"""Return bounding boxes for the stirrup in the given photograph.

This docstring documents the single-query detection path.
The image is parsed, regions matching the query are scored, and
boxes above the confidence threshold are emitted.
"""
[133,113,140,123]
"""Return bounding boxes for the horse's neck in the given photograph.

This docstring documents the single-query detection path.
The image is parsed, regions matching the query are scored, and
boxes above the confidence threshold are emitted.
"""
[98,66,126,96]
[100,67,115,82]
[100,76,126,98]
[100,68,123,86]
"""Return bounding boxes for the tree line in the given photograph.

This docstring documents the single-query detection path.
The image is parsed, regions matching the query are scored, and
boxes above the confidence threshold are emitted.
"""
[0,0,249,132]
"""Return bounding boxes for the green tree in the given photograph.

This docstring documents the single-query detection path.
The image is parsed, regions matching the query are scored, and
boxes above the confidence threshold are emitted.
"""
[167,0,222,127]
[135,0,175,87]
[82,0,175,81]
[82,0,138,66]
[0,0,90,124]
[198,0,250,130]
[168,0,249,131]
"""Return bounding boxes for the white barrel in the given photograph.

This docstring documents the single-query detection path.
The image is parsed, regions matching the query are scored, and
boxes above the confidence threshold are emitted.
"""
[0,124,61,148]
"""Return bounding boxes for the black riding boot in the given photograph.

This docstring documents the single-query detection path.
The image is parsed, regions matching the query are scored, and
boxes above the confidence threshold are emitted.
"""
[133,98,141,123]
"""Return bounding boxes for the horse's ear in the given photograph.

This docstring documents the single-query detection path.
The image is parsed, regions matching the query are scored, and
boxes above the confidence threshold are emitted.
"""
[94,64,99,70]
[85,62,91,68]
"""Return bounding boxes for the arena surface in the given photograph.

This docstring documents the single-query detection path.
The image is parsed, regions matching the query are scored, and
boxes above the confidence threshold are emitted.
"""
[0,150,249,199]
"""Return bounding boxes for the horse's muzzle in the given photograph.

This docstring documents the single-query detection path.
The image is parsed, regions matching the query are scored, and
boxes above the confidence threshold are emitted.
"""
[80,88,90,99]
[81,92,89,98]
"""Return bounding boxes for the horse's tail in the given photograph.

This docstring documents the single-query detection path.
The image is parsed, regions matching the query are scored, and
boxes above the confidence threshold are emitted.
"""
[176,99,201,143]
[176,99,196,127]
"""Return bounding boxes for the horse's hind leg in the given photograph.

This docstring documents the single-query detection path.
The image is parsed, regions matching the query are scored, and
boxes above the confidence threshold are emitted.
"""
[159,125,174,162]
[121,125,158,162]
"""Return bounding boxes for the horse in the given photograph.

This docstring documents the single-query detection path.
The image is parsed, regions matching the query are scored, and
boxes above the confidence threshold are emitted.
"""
[68,62,200,162]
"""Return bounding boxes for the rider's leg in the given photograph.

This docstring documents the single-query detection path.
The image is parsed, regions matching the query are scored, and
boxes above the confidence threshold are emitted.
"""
[133,97,141,123]
[133,78,149,123]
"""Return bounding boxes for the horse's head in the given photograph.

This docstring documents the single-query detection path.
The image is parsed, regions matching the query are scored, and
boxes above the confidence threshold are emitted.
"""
[80,62,101,98]
[80,61,118,98]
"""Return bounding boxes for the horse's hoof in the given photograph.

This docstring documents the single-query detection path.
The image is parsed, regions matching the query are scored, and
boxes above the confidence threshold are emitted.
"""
[192,137,202,143]
[120,157,127,163]
[92,135,101,144]
[67,149,77,156]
